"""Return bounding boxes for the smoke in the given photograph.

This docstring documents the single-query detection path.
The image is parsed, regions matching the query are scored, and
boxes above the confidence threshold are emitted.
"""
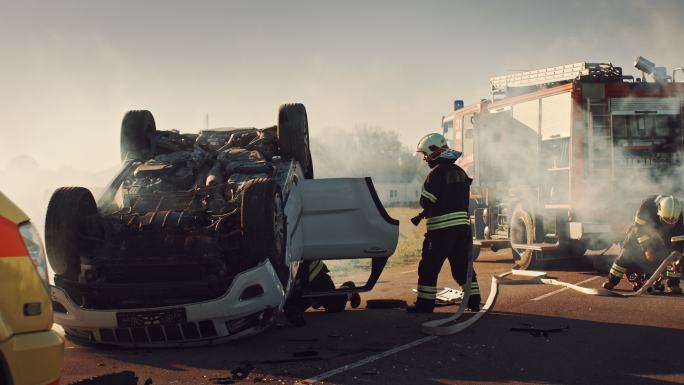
[310,125,425,183]
[0,155,117,281]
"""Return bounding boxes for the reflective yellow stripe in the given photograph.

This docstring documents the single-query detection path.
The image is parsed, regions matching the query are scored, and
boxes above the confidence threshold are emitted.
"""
[417,291,436,299]
[666,271,682,278]
[309,261,324,280]
[417,285,437,293]
[417,285,437,299]
[421,189,437,203]
[427,219,470,230]
[610,263,627,278]
[637,235,650,244]
[635,216,646,225]
[671,235,684,242]
[426,211,468,224]
[467,282,481,295]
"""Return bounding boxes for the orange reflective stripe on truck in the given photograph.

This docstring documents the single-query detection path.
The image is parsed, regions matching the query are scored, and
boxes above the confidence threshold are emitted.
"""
[0,215,27,257]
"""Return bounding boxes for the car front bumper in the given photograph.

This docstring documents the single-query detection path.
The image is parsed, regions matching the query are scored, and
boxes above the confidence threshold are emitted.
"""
[51,260,285,347]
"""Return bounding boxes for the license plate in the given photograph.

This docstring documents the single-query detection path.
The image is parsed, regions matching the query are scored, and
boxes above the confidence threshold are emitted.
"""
[116,308,187,328]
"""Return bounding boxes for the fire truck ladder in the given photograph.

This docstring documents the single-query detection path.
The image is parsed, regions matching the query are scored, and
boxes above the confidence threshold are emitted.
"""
[490,62,623,97]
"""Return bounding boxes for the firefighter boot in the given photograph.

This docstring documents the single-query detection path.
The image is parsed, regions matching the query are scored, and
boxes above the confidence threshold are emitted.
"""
[632,277,645,292]
[666,263,682,294]
[341,281,361,308]
[668,284,683,294]
[602,273,622,290]
[652,278,665,293]
[406,299,435,314]
[467,294,481,312]
[603,263,627,290]
[466,281,481,311]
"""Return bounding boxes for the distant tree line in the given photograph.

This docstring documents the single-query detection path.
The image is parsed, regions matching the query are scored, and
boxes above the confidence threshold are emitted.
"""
[311,126,426,182]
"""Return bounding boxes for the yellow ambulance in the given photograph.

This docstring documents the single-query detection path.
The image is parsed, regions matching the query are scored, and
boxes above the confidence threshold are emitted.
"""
[0,191,63,385]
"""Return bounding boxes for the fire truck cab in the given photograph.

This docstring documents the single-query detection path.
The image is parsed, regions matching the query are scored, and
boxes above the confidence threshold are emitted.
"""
[443,58,684,269]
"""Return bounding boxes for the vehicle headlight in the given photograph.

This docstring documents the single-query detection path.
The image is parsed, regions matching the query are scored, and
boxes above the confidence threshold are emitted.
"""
[18,221,49,284]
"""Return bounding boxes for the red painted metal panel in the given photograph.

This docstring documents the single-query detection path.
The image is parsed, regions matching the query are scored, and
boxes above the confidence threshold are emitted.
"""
[0,215,27,257]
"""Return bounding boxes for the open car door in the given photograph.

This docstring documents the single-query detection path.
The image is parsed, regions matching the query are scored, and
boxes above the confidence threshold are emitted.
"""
[285,177,399,295]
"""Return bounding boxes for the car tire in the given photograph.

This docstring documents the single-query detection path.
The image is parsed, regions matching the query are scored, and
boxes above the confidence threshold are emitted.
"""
[121,110,156,162]
[241,178,286,275]
[45,187,97,280]
[277,103,313,179]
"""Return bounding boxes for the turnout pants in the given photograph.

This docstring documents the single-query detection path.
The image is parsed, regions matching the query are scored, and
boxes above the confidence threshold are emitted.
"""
[608,233,681,289]
[416,225,479,305]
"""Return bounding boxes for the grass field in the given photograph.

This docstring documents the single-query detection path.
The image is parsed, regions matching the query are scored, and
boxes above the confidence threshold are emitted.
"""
[326,207,424,274]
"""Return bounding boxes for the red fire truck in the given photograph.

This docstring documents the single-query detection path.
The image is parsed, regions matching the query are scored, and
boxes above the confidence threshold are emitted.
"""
[442,58,684,269]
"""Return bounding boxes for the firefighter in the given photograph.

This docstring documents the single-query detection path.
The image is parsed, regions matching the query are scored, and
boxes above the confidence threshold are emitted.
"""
[407,133,481,313]
[602,195,683,294]
[284,260,361,326]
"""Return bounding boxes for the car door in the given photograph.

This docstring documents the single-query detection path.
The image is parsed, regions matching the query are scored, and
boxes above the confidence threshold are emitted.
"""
[285,177,399,262]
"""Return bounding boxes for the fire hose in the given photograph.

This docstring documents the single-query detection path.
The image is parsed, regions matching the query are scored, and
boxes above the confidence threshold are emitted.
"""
[421,251,679,336]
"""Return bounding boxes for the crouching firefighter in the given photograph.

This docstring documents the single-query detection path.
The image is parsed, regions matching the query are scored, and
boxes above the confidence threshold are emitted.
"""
[407,133,481,313]
[284,260,362,326]
[602,195,683,294]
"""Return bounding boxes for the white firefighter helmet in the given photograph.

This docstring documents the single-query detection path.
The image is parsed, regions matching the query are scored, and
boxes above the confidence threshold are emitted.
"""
[416,133,462,161]
[656,195,681,225]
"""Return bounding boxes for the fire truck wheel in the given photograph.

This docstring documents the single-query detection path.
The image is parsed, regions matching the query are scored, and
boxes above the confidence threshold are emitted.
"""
[277,103,313,179]
[120,110,156,162]
[45,187,98,280]
[241,178,287,282]
[509,206,543,270]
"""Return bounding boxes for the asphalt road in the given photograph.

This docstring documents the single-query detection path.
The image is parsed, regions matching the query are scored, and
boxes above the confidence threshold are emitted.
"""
[61,249,684,385]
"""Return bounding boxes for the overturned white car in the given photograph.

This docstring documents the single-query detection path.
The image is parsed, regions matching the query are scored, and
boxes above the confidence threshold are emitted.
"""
[47,104,398,347]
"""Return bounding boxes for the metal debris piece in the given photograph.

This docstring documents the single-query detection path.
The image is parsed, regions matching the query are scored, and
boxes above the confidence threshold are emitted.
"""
[411,287,464,305]
[435,287,464,303]
[509,325,569,338]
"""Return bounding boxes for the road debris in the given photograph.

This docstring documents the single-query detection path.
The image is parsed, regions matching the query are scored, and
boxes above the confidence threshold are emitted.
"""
[509,325,569,338]
[366,299,407,309]
[68,371,138,385]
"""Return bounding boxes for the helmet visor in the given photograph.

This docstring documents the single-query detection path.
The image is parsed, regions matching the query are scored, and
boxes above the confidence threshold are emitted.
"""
[660,214,679,225]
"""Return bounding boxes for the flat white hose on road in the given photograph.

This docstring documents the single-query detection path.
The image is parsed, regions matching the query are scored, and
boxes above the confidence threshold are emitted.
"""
[421,252,678,335]
[295,253,677,385]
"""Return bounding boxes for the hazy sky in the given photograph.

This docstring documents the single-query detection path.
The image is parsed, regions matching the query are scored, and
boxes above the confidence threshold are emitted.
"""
[1,0,683,172]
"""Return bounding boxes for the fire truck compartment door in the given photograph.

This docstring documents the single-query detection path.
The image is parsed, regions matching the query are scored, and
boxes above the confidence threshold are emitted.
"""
[291,177,399,261]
